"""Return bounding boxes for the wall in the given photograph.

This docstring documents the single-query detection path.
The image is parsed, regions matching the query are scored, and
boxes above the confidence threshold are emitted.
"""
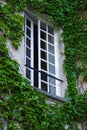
[6,38,25,76]
[58,27,67,97]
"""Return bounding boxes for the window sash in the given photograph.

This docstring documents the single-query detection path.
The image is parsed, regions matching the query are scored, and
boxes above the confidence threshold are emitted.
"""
[25,16,61,96]
[25,16,34,86]
[38,20,60,96]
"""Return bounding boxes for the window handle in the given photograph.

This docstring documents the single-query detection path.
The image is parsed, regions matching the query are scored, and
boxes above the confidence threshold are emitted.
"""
[25,65,63,83]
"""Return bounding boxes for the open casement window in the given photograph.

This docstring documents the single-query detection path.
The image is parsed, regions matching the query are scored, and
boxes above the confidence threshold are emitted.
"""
[25,11,63,96]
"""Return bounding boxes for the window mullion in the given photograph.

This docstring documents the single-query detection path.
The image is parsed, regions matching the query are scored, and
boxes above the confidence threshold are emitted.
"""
[47,24,49,93]
[31,20,34,86]
[38,20,41,89]
[24,16,27,78]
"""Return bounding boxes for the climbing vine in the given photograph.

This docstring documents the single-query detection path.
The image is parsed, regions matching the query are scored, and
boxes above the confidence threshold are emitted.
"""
[0,0,87,129]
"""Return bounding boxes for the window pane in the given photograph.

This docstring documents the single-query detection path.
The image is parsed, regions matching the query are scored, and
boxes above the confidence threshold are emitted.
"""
[41,31,46,40]
[49,77,55,85]
[26,19,31,28]
[40,21,46,31]
[48,25,54,35]
[41,82,47,91]
[49,64,55,74]
[41,72,47,82]
[26,68,31,79]
[41,40,47,50]
[41,61,47,71]
[49,54,55,64]
[48,44,54,54]
[49,85,56,95]
[26,58,30,67]
[26,28,31,37]
[41,50,47,60]
[26,37,31,48]
[48,35,54,44]
[26,47,31,58]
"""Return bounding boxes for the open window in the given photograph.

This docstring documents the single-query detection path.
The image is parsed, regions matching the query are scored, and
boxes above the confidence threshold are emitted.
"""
[25,10,63,97]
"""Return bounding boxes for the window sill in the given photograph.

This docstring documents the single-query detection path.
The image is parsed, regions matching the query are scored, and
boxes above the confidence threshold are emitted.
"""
[38,89,66,103]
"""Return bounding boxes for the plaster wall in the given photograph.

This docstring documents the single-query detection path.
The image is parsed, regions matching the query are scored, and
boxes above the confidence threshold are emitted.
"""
[6,38,25,76]
[58,27,67,97]
[0,0,6,5]
[78,76,87,94]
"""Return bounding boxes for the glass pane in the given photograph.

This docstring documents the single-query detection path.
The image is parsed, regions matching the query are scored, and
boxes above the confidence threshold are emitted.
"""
[41,40,47,50]
[48,35,54,44]
[41,31,46,40]
[26,68,31,79]
[26,58,30,67]
[40,21,46,31]
[48,25,54,35]
[41,82,47,91]
[49,85,56,95]
[41,50,47,60]
[48,44,54,54]
[41,61,47,71]
[26,37,31,48]
[41,72,47,82]
[26,19,31,28]
[49,64,55,74]
[26,47,31,58]
[49,54,55,64]
[26,28,31,37]
[49,77,55,85]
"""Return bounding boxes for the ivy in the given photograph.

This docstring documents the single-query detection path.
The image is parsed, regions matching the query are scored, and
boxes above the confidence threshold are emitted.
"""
[0,2,24,49]
[0,0,87,129]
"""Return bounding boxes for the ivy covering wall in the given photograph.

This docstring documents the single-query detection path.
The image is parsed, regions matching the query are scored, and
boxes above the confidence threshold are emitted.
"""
[0,0,87,129]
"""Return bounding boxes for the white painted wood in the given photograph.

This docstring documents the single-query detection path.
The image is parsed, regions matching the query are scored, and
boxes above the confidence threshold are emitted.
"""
[31,20,34,86]
[24,16,34,86]
[38,20,41,89]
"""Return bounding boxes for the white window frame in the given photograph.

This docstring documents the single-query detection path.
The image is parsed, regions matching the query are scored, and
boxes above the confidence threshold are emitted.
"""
[24,11,61,96]
[24,15,34,86]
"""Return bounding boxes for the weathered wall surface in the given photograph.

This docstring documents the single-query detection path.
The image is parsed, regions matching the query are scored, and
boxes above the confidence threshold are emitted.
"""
[6,38,25,76]
[78,76,87,94]
[58,27,67,97]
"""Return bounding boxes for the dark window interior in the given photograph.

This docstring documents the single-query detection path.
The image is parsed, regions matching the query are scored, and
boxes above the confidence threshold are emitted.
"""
[34,24,38,87]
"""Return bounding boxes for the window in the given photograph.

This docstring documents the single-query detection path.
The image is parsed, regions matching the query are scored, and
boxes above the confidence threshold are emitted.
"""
[25,11,63,96]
